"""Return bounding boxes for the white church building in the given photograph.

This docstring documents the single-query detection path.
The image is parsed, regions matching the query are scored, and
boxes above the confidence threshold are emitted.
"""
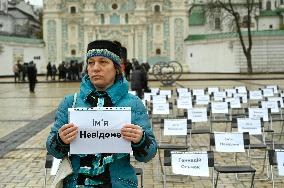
[1,0,284,75]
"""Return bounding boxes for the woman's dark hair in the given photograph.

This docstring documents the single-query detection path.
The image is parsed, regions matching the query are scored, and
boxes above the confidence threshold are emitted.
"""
[114,62,123,81]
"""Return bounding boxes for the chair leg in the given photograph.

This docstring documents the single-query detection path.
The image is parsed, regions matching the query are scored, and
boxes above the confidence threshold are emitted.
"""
[250,172,255,188]
[44,168,47,188]
[214,172,219,188]
[141,171,144,188]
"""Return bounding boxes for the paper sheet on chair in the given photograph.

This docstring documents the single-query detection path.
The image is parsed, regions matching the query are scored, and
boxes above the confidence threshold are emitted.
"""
[171,151,209,177]
[276,151,284,176]
[214,132,245,152]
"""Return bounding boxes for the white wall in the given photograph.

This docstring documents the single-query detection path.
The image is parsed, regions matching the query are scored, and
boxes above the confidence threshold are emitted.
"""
[0,39,45,76]
[186,40,238,73]
[185,34,284,73]
[259,16,280,30]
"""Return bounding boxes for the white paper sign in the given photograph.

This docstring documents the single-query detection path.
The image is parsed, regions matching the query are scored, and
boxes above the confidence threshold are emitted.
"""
[214,132,245,152]
[152,95,167,104]
[50,157,61,175]
[276,151,284,176]
[187,108,207,122]
[249,90,263,100]
[164,119,187,135]
[207,87,219,94]
[177,88,189,93]
[153,103,170,114]
[193,89,205,96]
[225,98,241,108]
[225,89,237,98]
[160,90,172,98]
[261,101,279,113]
[235,86,247,94]
[178,92,191,98]
[249,108,269,122]
[69,107,132,154]
[237,118,262,135]
[177,98,192,109]
[213,91,226,101]
[211,102,229,114]
[234,93,248,103]
[266,85,278,94]
[262,88,274,97]
[196,95,210,105]
[268,97,284,108]
[150,88,159,95]
[171,151,209,177]
[143,92,152,101]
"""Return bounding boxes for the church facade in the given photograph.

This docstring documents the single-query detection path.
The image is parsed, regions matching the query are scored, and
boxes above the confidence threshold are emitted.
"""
[43,0,189,67]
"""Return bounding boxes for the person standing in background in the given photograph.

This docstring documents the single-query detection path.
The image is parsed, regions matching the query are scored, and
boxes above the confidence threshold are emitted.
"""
[27,61,37,93]
[12,60,20,83]
[46,62,52,80]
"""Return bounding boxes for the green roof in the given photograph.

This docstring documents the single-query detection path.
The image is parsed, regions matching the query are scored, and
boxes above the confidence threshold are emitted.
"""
[0,35,44,45]
[189,8,206,26]
[260,10,279,16]
[185,30,284,41]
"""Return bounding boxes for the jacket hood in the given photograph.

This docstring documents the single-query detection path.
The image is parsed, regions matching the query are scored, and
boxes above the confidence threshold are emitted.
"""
[79,75,129,105]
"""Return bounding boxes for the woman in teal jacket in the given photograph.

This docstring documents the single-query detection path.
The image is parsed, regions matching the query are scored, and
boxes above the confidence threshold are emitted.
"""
[46,40,157,187]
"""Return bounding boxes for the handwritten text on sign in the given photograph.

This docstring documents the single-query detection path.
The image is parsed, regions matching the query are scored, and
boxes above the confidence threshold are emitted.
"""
[214,132,245,152]
[171,151,209,176]
[69,107,132,154]
[164,119,187,135]
[237,118,261,135]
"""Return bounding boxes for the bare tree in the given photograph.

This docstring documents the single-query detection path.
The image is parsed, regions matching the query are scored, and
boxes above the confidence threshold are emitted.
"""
[192,0,259,73]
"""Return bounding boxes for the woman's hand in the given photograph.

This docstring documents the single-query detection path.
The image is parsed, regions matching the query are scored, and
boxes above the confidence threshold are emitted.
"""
[121,124,143,144]
[58,123,78,144]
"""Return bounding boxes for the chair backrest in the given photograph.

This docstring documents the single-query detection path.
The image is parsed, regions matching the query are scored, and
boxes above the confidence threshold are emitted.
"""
[268,150,277,166]
[45,153,53,169]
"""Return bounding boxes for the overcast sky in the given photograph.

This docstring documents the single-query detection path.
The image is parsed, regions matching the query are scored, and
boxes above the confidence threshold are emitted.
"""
[26,0,43,6]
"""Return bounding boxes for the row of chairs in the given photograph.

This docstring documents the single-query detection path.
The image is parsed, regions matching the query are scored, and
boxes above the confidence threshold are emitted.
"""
[159,132,284,188]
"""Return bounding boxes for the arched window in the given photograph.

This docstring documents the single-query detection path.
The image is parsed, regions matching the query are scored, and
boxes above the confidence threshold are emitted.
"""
[125,13,129,24]
[156,48,161,55]
[70,6,76,14]
[215,17,221,29]
[71,50,76,55]
[154,5,160,13]
[266,1,271,10]
[101,14,105,24]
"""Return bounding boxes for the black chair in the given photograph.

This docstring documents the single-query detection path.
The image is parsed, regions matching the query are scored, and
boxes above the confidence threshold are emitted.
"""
[158,118,190,147]
[185,109,212,149]
[162,149,214,188]
[210,132,256,188]
[232,117,271,180]
[268,149,284,188]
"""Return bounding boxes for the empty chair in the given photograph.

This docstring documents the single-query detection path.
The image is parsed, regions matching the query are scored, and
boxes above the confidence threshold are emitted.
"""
[162,149,214,188]
[210,132,256,188]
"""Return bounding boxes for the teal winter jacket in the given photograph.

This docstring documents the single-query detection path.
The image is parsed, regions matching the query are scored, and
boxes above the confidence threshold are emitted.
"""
[46,75,157,188]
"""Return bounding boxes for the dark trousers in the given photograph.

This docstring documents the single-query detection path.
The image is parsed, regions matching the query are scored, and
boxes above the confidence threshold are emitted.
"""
[29,79,36,92]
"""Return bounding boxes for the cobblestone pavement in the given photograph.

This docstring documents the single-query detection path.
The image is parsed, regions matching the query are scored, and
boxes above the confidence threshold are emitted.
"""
[0,75,284,188]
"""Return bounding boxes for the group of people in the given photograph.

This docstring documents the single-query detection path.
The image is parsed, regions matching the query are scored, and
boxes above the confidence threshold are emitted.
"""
[46,40,157,187]
[12,60,37,93]
[46,61,84,81]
